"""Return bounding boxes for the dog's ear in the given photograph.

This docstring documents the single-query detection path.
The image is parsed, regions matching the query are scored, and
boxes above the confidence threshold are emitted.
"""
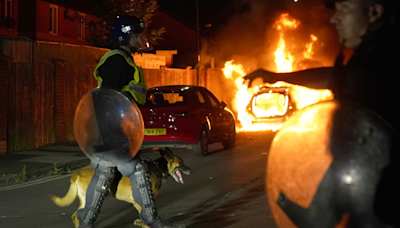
[162,147,175,161]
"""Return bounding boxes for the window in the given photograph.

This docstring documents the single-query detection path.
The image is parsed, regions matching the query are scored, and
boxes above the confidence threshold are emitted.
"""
[204,90,220,107]
[78,13,85,39]
[49,4,58,34]
[145,92,186,106]
[196,91,205,104]
[207,94,219,107]
[1,0,13,29]
[4,0,11,18]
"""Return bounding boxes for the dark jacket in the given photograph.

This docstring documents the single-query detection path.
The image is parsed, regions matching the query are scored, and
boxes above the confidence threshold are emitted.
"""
[330,26,400,129]
[99,51,135,91]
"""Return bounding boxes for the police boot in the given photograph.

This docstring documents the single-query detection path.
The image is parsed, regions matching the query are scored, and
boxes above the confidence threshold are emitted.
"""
[125,160,186,228]
[76,164,116,228]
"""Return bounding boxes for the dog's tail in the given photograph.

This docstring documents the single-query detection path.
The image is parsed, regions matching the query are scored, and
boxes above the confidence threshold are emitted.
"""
[50,182,77,207]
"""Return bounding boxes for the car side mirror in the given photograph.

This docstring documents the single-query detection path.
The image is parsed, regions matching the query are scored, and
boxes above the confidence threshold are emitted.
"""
[220,101,227,108]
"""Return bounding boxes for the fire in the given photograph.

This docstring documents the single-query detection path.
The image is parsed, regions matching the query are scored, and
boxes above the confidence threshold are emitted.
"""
[222,61,285,132]
[223,13,333,132]
[304,35,318,59]
[274,13,300,73]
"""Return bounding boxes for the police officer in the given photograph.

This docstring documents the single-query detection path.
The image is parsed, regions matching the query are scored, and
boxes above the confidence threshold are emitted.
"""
[252,0,400,226]
[76,15,186,228]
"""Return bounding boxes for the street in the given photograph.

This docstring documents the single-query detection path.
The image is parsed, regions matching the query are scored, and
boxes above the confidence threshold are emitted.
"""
[0,131,278,228]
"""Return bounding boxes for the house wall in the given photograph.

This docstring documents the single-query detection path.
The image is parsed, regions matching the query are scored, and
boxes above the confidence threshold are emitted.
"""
[151,9,197,67]
[35,0,94,45]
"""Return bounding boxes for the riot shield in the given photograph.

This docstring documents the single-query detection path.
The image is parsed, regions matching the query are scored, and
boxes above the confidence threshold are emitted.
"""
[266,100,393,228]
[74,88,144,167]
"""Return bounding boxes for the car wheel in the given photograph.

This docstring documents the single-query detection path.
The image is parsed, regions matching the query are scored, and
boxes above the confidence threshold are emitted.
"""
[223,121,236,150]
[193,126,209,157]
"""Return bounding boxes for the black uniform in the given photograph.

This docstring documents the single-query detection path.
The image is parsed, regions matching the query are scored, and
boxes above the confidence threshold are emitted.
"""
[100,53,135,90]
[330,26,400,129]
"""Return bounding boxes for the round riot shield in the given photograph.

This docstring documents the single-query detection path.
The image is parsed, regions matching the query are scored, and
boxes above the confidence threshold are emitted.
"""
[74,88,144,167]
[266,100,393,228]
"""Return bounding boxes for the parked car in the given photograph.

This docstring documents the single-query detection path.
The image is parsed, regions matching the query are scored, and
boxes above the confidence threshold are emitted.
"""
[246,86,295,123]
[140,85,236,156]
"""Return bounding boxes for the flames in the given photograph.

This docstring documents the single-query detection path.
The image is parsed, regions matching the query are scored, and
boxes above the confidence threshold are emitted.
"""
[223,13,334,132]
[222,61,282,132]
[274,13,300,73]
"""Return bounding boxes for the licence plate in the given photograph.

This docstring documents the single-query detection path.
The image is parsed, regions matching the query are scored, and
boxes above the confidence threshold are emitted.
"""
[144,128,166,135]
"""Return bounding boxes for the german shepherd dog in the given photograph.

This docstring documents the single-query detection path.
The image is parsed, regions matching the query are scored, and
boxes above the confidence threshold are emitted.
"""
[50,148,192,228]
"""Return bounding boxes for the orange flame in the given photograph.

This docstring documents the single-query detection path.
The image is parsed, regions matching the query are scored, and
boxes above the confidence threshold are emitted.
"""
[223,13,333,132]
[274,13,300,73]
[304,35,318,59]
[222,61,285,132]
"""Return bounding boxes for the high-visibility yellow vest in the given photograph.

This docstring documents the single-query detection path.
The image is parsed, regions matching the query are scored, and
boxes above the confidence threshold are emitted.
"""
[93,49,147,105]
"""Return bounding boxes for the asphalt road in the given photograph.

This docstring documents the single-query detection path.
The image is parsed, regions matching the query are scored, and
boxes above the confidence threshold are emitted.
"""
[0,131,278,228]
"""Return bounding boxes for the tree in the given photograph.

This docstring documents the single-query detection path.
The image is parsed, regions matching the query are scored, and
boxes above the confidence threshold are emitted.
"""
[86,0,165,49]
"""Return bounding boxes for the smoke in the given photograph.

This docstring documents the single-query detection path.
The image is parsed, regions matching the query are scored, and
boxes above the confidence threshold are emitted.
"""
[201,0,341,72]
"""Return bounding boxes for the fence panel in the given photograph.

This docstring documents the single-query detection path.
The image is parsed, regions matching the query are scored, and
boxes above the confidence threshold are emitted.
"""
[209,70,231,103]
[0,60,9,153]
[33,62,55,148]
[8,63,38,152]
[142,68,161,88]
[165,68,186,85]
[64,64,97,142]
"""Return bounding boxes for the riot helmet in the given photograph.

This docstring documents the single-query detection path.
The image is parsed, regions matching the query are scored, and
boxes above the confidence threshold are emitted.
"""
[111,15,151,51]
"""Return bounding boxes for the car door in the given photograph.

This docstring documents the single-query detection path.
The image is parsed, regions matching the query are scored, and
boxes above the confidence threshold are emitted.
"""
[194,89,214,134]
[201,89,223,141]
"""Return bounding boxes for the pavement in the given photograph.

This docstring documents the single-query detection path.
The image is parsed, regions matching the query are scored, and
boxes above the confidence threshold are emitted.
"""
[0,145,90,187]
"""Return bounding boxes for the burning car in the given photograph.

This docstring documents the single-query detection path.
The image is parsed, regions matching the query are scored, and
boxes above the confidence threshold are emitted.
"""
[221,13,335,132]
[246,86,295,123]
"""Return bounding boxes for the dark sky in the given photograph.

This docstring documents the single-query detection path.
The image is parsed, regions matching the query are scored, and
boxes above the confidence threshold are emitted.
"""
[158,0,238,31]
[158,0,341,71]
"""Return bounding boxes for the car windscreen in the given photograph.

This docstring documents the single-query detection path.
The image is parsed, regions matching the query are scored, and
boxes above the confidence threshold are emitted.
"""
[144,91,187,106]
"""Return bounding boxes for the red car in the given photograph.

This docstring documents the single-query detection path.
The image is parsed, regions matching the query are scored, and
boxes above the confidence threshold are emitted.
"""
[140,85,236,156]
